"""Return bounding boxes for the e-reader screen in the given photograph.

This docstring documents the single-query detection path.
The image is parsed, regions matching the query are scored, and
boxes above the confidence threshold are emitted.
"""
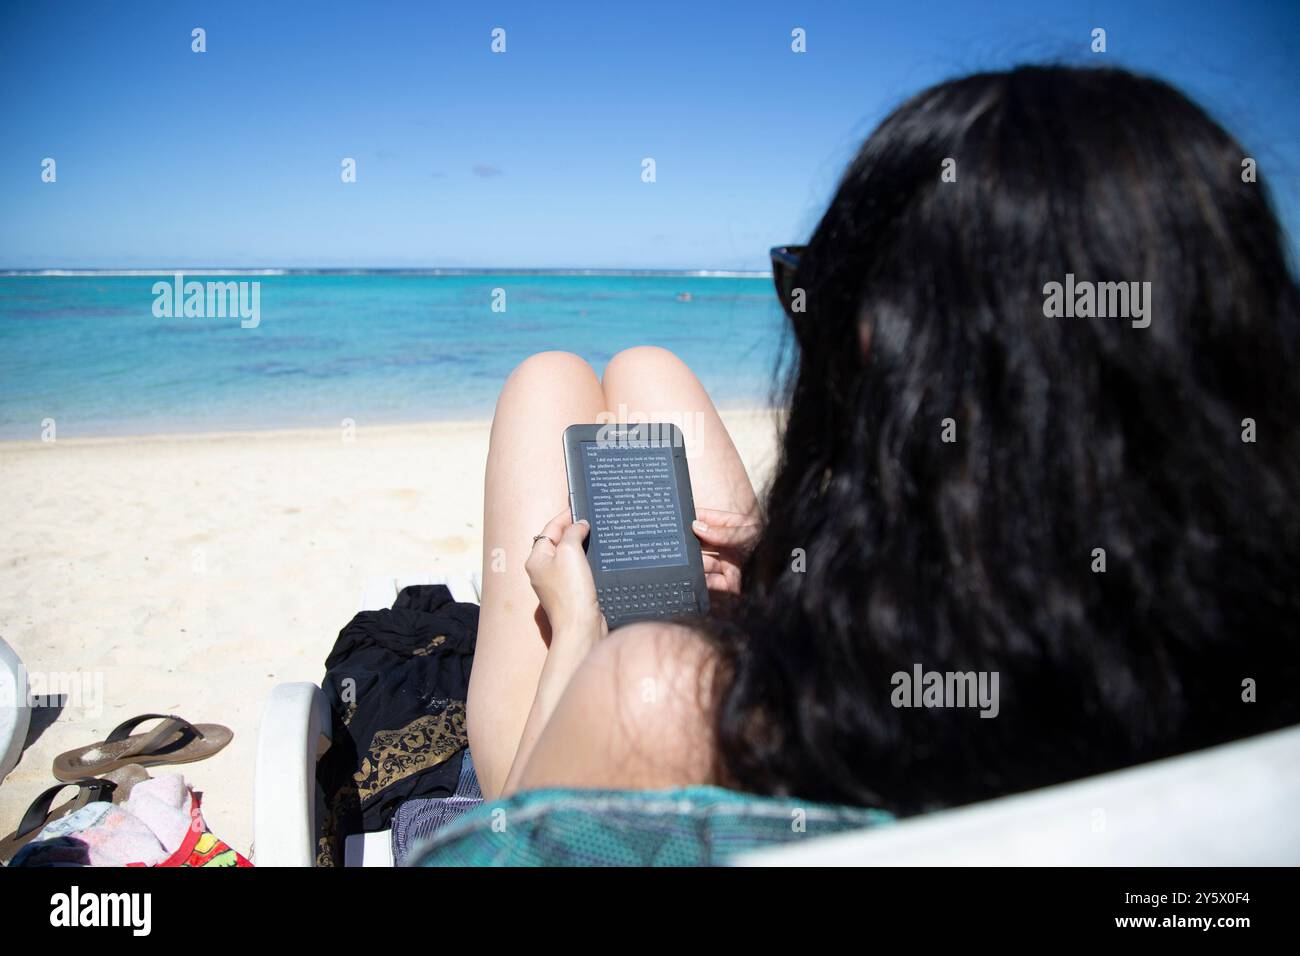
[580,441,689,573]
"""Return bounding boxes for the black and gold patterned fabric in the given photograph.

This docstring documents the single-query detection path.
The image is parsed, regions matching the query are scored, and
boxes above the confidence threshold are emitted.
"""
[314,584,477,867]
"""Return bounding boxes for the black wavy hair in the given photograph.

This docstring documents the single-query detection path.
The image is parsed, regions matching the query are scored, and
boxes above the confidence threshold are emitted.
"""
[707,66,1300,816]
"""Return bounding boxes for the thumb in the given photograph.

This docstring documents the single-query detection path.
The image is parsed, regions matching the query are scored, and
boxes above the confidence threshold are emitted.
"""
[560,518,590,549]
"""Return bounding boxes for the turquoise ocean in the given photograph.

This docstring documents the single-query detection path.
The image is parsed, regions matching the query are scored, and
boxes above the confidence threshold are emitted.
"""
[0,273,787,440]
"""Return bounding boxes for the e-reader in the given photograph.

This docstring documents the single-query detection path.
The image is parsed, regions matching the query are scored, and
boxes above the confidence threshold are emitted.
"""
[563,422,710,629]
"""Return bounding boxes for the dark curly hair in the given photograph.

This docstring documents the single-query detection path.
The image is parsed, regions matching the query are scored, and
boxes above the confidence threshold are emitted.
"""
[707,66,1300,816]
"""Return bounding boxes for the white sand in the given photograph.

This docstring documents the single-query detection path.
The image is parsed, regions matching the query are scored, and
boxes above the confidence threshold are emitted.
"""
[0,410,780,858]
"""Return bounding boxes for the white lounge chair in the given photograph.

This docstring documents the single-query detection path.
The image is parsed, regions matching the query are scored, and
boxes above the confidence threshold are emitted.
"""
[737,722,1300,865]
[254,583,1300,866]
[0,637,32,788]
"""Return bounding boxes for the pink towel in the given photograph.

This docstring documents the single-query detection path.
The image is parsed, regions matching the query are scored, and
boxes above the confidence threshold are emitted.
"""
[16,773,196,867]
[124,774,194,853]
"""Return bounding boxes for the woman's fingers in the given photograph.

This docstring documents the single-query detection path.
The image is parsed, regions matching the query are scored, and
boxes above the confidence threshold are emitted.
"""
[704,570,739,594]
[695,507,759,526]
[702,552,742,591]
[702,551,737,573]
[538,508,573,545]
[525,510,571,576]
[692,518,755,548]
[525,510,600,636]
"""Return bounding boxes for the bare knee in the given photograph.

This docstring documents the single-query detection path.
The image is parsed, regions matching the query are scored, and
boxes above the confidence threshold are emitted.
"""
[495,352,599,424]
[602,346,689,390]
[503,350,597,396]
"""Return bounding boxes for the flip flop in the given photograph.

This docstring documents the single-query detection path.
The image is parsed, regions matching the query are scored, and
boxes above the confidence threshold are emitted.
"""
[0,777,118,862]
[52,713,232,781]
[98,762,152,797]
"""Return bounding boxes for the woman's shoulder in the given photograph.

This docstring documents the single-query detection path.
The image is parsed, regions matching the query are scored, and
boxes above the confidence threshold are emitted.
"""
[590,618,720,688]
[512,620,722,792]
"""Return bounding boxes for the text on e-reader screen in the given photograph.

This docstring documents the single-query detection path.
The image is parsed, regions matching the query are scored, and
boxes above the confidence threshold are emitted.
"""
[581,442,688,572]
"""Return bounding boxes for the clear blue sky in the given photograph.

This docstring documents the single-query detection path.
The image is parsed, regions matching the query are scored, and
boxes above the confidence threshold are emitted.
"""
[1,0,1297,270]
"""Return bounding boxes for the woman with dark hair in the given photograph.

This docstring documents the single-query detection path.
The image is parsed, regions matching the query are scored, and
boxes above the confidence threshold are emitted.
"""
[464,66,1300,821]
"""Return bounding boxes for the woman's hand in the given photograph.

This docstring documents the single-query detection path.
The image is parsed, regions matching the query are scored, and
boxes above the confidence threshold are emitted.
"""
[525,509,606,646]
[692,507,762,597]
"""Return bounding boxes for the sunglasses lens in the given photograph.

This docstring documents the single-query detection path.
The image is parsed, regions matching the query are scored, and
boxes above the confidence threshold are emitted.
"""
[771,262,787,307]
[770,247,803,317]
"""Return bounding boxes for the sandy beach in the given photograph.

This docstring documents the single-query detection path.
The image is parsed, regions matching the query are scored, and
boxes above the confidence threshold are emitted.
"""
[0,409,780,857]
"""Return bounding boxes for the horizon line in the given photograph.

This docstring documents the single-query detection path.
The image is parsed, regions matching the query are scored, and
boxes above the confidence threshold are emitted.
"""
[0,267,773,279]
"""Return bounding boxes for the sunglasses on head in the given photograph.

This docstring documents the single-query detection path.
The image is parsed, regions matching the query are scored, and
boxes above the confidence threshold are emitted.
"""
[770,245,805,317]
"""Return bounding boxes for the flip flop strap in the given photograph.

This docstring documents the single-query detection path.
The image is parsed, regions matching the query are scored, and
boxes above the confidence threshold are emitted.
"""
[17,778,117,839]
[106,713,203,759]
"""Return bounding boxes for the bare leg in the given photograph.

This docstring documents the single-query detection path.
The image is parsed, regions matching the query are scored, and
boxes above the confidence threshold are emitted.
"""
[601,346,757,516]
[467,346,756,799]
[467,351,606,799]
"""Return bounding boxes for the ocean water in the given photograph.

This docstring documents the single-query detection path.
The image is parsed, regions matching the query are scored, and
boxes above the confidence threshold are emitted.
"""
[0,273,788,439]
